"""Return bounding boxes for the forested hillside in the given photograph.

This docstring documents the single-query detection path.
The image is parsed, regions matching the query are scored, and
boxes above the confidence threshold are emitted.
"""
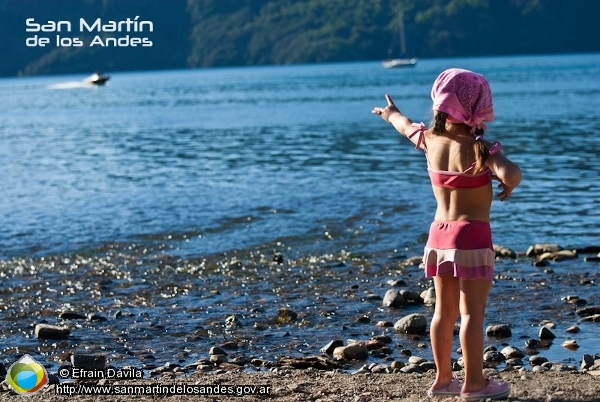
[1,0,598,77]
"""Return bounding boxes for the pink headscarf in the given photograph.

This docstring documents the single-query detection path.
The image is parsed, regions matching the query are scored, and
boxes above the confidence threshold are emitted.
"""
[431,68,494,133]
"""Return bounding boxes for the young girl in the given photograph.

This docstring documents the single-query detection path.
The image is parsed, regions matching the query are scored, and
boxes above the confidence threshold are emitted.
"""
[372,68,521,400]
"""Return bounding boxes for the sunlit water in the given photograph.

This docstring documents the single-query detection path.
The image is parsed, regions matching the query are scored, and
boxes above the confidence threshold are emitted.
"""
[0,54,599,374]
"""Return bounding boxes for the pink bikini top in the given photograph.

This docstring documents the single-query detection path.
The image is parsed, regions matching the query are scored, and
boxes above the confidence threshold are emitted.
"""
[409,123,492,190]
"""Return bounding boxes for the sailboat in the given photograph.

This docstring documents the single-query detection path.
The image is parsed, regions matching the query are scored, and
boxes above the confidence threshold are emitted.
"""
[382,12,417,69]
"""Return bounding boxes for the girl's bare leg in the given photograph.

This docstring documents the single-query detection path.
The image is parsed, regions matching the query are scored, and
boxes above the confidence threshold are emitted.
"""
[430,274,460,389]
[459,278,492,393]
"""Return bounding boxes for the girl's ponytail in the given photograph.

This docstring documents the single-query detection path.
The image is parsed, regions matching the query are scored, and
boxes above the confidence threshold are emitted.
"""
[472,128,489,173]
[433,111,448,134]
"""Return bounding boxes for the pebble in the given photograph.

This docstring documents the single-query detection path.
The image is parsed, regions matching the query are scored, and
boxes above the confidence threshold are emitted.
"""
[87,313,108,322]
[393,313,427,334]
[579,314,600,322]
[209,354,227,364]
[332,343,369,361]
[580,354,596,370]
[526,243,562,256]
[562,340,579,350]
[399,364,422,374]
[320,340,344,355]
[494,245,517,258]
[529,355,549,366]
[382,289,404,308]
[59,311,87,320]
[209,346,227,356]
[483,350,506,363]
[576,306,600,316]
[274,308,298,324]
[539,326,556,340]
[565,325,581,333]
[34,323,70,339]
[537,249,577,262]
[364,339,385,351]
[225,315,241,328]
[501,346,525,359]
[486,324,512,338]
[505,357,524,366]
[399,289,422,303]
[407,356,427,365]
[420,288,436,306]
[71,354,106,369]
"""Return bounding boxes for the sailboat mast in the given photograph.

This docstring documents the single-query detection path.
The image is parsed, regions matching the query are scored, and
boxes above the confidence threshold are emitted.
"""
[399,11,406,56]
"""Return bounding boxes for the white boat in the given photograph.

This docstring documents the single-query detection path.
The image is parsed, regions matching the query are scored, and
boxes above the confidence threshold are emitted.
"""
[83,72,109,85]
[382,57,418,69]
[382,12,417,69]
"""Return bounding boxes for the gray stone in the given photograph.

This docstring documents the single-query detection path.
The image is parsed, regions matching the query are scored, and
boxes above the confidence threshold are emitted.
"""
[505,358,523,366]
[273,308,297,324]
[408,356,427,365]
[332,343,369,361]
[562,340,579,350]
[87,313,108,322]
[529,355,549,366]
[209,346,227,356]
[320,339,344,355]
[539,326,556,340]
[71,354,106,369]
[34,324,70,340]
[400,364,423,374]
[494,245,517,258]
[59,311,86,320]
[526,243,563,257]
[576,306,600,316]
[421,288,436,306]
[225,315,241,328]
[394,313,427,334]
[209,354,227,364]
[400,289,422,303]
[369,364,389,373]
[537,249,577,262]
[501,346,525,359]
[581,354,596,370]
[486,324,512,338]
[579,314,600,322]
[565,325,580,333]
[484,350,506,363]
[382,289,404,308]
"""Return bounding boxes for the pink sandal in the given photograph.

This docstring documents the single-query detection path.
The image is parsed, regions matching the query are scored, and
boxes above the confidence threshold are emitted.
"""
[427,377,463,397]
[461,378,510,401]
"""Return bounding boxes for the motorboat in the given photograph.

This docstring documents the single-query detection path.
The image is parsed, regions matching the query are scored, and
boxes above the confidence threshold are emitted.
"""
[83,72,109,85]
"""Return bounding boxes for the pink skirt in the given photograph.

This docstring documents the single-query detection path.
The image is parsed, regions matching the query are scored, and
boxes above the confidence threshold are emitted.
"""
[423,220,495,281]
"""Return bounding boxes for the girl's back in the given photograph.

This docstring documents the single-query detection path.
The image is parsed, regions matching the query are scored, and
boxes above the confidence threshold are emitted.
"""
[423,129,493,222]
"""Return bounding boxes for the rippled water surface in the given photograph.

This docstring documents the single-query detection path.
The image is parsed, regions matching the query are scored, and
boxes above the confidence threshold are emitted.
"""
[1,54,599,374]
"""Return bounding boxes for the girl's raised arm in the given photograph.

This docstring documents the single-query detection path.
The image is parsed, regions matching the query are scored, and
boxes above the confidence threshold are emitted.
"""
[372,94,424,149]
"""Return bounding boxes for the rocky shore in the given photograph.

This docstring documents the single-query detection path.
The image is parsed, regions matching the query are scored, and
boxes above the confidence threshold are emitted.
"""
[1,242,599,400]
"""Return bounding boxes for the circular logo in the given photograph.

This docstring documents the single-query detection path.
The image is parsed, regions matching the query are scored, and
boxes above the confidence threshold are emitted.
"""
[6,354,49,394]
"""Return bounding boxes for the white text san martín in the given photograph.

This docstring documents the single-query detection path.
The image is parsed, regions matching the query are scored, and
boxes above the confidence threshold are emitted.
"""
[26,17,153,33]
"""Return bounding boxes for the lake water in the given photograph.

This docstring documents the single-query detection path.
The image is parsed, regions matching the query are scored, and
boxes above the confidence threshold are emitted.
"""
[1,53,599,374]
